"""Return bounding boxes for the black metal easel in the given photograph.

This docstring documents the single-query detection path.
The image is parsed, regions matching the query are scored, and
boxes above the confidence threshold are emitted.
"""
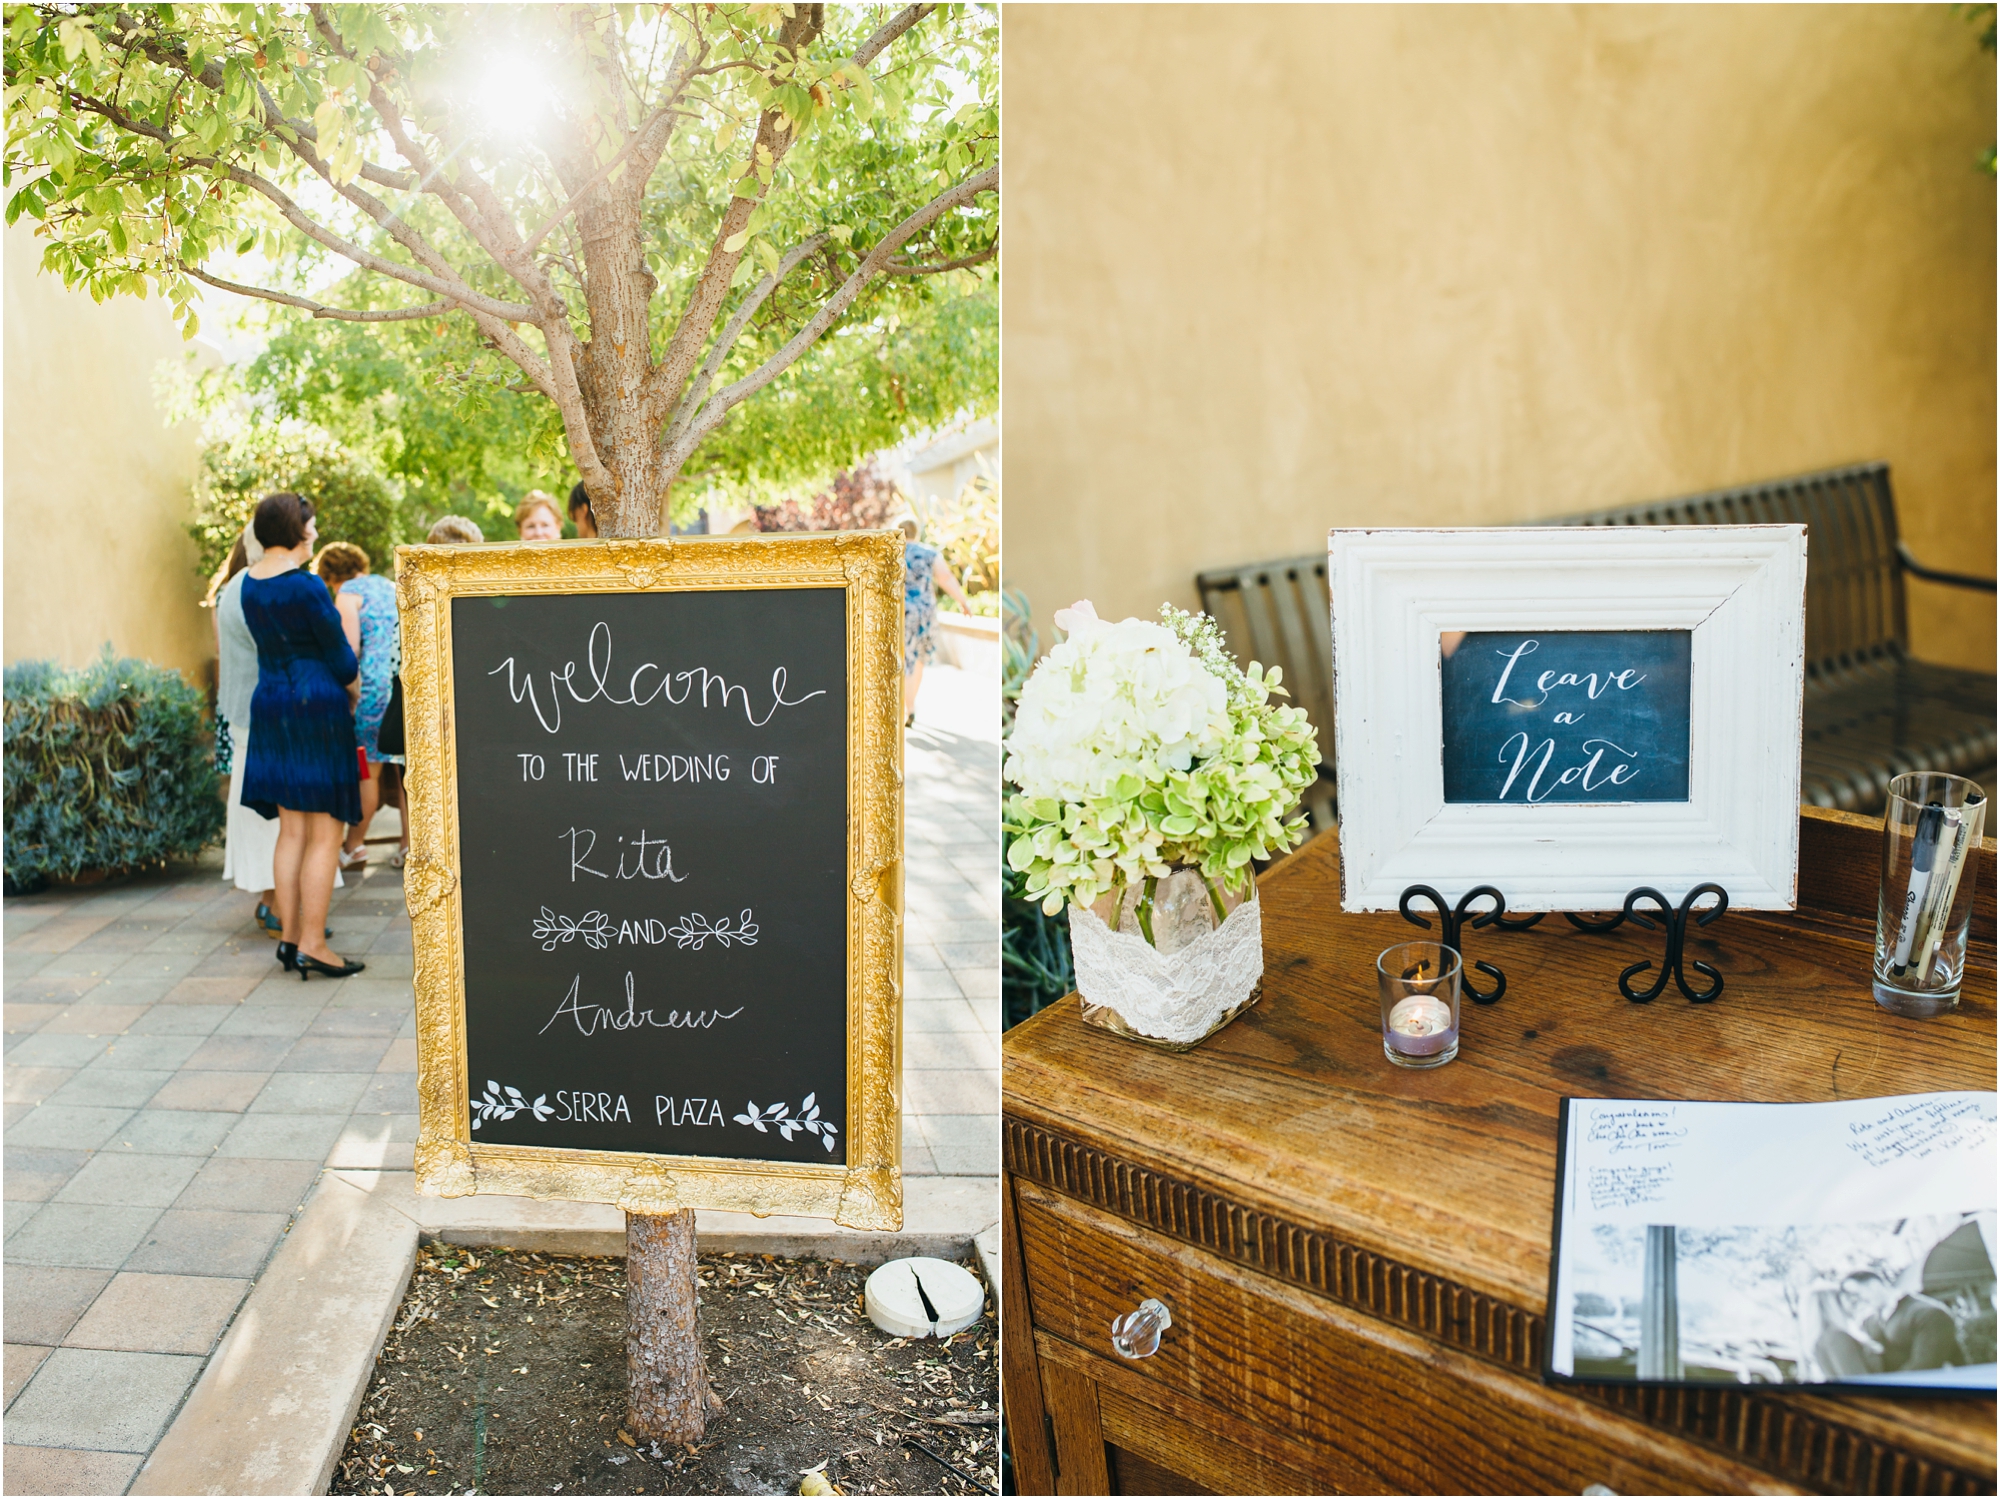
[1397,884,1511,1004]
[1398,882,1731,1003]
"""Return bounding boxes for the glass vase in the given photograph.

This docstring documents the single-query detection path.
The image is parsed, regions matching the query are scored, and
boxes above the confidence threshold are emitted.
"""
[1070,866,1264,1051]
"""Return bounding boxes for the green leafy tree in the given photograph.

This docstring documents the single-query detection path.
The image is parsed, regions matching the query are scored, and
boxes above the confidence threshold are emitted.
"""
[5,2,998,539]
[234,315,580,537]
[238,250,994,529]
[186,409,405,583]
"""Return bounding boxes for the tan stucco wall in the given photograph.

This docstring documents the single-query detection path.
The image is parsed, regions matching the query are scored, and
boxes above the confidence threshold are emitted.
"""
[5,219,213,684]
[1003,4,1997,673]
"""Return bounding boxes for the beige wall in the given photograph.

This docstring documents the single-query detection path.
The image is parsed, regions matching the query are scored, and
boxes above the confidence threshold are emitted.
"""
[5,219,213,684]
[1003,4,1997,672]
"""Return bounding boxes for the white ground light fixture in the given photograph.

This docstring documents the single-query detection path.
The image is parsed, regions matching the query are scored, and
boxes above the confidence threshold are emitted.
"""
[864,1257,986,1339]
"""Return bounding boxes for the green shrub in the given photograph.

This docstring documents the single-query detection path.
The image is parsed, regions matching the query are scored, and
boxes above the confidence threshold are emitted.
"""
[3,650,225,892]
[1000,587,1071,1028]
[188,420,406,588]
[1003,861,1074,1031]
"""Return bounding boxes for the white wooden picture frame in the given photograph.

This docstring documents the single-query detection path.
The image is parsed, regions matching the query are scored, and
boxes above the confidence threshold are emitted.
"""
[1329,526,1807,912]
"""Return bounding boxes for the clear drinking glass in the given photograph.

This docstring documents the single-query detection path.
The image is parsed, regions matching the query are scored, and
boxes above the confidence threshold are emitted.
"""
[1874,772,1987,1017]
[1378,940,1462,1068]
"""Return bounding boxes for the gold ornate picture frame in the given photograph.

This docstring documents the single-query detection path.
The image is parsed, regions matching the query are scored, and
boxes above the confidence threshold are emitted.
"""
[396,532,904,1229]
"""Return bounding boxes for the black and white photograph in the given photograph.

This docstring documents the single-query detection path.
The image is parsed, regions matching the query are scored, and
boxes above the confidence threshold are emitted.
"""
[1565,1213,1997,1388]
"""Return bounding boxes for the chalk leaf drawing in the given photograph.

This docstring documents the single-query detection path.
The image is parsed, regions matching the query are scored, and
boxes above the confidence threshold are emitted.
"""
[668,909,761,950]
[473,1080,555,1129]
[531,907,614,952]
[733,1093,838,1152]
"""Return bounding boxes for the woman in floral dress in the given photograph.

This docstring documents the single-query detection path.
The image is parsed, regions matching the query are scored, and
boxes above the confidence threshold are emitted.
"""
[317,542,404,869]
[891,505,972,726]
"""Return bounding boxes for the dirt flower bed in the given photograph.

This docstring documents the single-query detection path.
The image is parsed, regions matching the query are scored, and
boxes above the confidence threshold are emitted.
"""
[331,1245,997,1497]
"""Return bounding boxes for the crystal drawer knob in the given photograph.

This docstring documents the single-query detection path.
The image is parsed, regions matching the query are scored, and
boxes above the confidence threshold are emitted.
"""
[1110,1296,1172,1359]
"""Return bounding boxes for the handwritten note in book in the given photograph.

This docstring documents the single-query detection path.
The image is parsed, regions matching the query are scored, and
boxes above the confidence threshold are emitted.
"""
[1565,1094,1997,1231]
[1844,1095,1996,1169]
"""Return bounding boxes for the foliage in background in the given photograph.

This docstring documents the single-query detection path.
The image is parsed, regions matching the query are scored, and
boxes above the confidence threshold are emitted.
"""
[1003,861,1074,1030]
[1000,589,1070,1029]
[1001,586,1037,733]
[674,279,996,515]
[1004,603,1320,937]
[4,3,997,537]
[182,391,405,585]
[3,650,225,892]
[926,470,997,610]
[241,263,994,532]
[240,317,577,541]
[751,457,901,532]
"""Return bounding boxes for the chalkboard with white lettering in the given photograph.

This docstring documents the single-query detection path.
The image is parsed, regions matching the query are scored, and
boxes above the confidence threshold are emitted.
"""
[449,588,848,1163]
[1439,630,1692,804]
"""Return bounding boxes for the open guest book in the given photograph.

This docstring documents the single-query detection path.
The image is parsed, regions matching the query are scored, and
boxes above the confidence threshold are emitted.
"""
[1547,1093,1997,1392]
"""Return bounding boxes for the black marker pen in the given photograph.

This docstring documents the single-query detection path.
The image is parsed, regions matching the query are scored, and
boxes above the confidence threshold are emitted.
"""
[1889,802,1947,977]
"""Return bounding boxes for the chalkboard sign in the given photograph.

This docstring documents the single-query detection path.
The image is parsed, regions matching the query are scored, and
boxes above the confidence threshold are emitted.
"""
[398,535,904,1229]
[1439,630,1692,804]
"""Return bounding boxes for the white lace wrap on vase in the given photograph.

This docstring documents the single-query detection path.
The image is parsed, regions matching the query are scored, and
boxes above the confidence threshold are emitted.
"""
[1068,896,1263,1044]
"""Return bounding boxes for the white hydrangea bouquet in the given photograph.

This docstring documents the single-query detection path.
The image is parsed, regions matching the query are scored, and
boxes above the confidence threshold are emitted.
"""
[1004,601,1320,1046]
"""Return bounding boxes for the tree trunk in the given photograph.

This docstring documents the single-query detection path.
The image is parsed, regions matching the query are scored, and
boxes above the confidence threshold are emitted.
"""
[626,1208,715,1443]
[582,414,672,540]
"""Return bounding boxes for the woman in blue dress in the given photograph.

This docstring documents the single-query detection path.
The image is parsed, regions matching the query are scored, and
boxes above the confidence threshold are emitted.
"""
[891,505,972,726]
[239,492,367,980]
[317,542,404,872]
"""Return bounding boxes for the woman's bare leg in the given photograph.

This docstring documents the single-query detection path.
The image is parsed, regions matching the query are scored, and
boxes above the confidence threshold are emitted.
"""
[297,813,348,965]
[343,772,381,860]
[904,661,925,722]
[272,810,309,943]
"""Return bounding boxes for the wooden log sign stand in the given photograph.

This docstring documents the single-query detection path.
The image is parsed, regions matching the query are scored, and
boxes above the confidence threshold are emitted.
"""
[397,532,904,1443]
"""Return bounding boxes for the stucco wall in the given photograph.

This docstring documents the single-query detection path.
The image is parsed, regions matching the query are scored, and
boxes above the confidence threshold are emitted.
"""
[1002,4,1996,672]
[5,219,213,684]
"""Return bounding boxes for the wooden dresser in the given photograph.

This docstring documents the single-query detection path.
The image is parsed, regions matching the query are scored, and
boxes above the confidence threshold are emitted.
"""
[1001,809,1997,1495]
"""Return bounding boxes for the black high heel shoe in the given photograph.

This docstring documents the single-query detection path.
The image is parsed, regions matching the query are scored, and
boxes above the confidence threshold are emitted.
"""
[294,952,367,981]
[276,942,297,968]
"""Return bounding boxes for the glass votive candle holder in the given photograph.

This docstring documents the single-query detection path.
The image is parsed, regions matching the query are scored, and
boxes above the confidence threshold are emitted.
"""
[1378,940,1462,1068]
[1874,771,1987,1017]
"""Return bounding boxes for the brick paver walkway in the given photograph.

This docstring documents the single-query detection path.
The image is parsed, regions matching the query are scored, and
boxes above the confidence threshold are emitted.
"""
[1,661,998,1494]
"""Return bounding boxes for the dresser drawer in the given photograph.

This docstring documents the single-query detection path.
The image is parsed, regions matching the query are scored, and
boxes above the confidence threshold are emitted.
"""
[1015,1179,1802,1496]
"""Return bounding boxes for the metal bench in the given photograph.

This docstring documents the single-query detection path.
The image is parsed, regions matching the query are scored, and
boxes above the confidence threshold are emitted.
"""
[1196,554,1340,831]
[1196,461,1996,819]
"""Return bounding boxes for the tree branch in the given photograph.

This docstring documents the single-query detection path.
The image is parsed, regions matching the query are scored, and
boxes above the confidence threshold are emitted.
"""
[181,266,449,322]
[542,330,620,503]
[300,8,600,492]
[853,5,934,68]
[647,4,853,421]
[884,244,995,275]
[520,100,677,257]
[271,114,495,310]
[104,14,417,191]
[306,7,528,277]
[665,233,829,449]
[64,90,537,323]
[663,162,996,469]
